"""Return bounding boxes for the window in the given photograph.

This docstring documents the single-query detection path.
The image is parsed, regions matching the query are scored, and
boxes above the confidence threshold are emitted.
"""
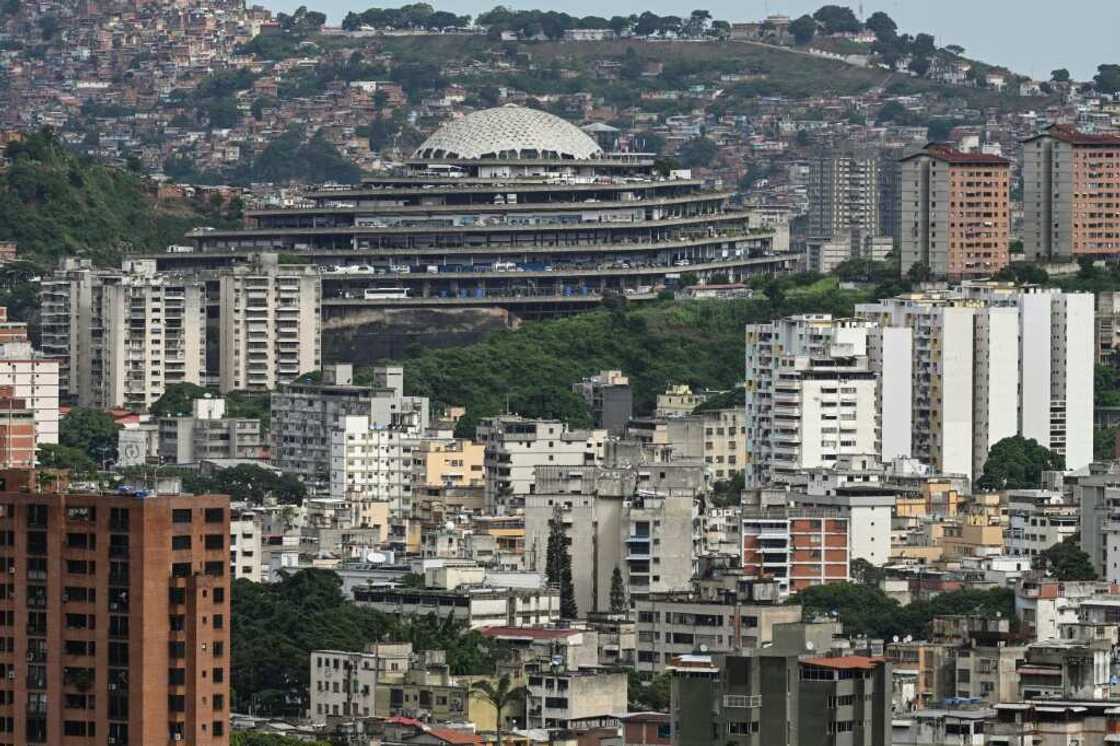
[212,614,224,630]
[171,535,191,551]
[205,508,225,523]
[171,563,192,578]
[213,588,225,603]
[169,668,186,686]
[205,534,224,550]
[169,642,186,659]
[168,695,185,712]
[171,509,192,524]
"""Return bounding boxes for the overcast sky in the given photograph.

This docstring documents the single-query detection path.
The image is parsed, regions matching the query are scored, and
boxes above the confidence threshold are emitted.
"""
[266,0,1118,80]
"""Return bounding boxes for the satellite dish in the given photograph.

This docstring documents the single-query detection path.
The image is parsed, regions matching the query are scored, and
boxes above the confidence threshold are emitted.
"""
[893,635,900,643]
[904,635,913,643]
[699,644,709,653]
[806,641,815,651]
[366,551,387,563]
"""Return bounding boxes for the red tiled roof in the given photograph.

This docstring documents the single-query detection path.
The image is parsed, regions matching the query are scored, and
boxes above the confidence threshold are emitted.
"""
[386,716,425,727]
[424,728,484,745]
[801,656,884,670]
[1026,124,1120,146]
[479,626,582,640]
[900,144,1010,166]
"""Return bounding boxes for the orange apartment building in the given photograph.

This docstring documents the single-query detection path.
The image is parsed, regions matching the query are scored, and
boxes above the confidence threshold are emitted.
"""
[900,144,1011,279]
[0,388,34,469]
[0,470,230,746]
[741,510,849,596]
[1024,124,1120,260]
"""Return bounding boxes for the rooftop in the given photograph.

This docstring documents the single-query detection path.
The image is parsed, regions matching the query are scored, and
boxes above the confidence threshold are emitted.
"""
[414,106,603,161]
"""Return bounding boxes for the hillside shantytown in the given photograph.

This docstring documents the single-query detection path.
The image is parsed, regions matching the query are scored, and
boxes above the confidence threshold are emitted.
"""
[2,0,1120,745]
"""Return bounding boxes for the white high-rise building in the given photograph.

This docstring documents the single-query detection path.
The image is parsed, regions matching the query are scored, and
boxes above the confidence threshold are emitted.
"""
[743,315,879,487]
[39,259,206,410]
[0,308,60,455]
[330,415,415,521]
[857,283,1093,481]
[218,254,321,393]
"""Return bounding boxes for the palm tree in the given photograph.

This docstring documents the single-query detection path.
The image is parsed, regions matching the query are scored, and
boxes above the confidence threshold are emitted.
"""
[471,674,528,746]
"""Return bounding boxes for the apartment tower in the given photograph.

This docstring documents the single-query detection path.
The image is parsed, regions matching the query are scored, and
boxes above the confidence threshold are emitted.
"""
[857,283,1093,482]
[218,254,320,393]
[807,156,880,243]
[0,470,230,746]
[899,144,1010,279]
[39,260,205,410]
[743,315,879,487]
[1023,124,1120,260]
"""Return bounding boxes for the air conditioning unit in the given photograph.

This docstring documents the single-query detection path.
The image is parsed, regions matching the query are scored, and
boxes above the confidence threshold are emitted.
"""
[174,735,183,742]
[6,671,13,680]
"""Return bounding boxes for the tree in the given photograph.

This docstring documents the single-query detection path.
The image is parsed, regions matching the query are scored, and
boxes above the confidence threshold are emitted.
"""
[546,506,578,619]
[1051,68,1071,83]
[977,436,1065,491]
[1036,536,1097,581]
[60,408,119,466]
[676,136,718,169]
[944,44,965,56]
[151,382,210,418]
[232,734,332,746]
[789,14,816,45]
[472,675,528,746]
[850,557,885,587]
[609,567,627,614]
[908,56,931,78]
[864,11,897,41]
[628,669,670,711]
[811,5,861,35]
[1094,64,1120,95]
[37,444,97,474]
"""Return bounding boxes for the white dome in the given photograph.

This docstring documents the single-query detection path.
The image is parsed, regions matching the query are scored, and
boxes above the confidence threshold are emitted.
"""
[414,105,603,161]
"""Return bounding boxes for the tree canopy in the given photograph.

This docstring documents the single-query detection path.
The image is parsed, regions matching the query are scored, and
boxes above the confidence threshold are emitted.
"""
[184,464,306,506]
[1035,536,1097,581]
[976,436,1065,491]
[791,582,1015,641]
[1095,64,1120,94]
[59,407,120,466]
[232,570,498,715]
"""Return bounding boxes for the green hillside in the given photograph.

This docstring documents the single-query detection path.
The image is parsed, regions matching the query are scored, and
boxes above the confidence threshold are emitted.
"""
[372,277,873,436]
[0,130,237,269]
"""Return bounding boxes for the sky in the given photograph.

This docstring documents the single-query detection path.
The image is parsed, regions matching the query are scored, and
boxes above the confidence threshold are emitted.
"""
[264,0,1118,81]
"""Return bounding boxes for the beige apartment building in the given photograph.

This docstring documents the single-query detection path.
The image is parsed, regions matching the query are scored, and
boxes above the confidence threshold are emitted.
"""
[1023,124,1120,260]
[39,259,206,409]
[413,438,485,489]
[218,255,320,393]
[899,144,1010,279]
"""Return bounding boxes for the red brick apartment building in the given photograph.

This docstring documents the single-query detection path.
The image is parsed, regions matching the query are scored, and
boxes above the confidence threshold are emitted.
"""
[0,469,230,746]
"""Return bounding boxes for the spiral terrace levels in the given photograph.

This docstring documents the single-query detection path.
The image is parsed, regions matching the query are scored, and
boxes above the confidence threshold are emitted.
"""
[155,107,801,316]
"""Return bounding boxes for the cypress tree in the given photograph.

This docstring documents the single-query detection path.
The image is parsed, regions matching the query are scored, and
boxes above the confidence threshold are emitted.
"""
[609,566,627,614]
[546,506,578,619]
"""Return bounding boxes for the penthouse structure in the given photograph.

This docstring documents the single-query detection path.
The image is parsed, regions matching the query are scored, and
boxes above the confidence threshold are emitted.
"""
[857,283,1093,481]
[743,315,878,487]
[0,472,231,746]
[153,107,798,317]
[39,259,206,410]
[899,144,1011,279]
[1023,124,1120,260]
